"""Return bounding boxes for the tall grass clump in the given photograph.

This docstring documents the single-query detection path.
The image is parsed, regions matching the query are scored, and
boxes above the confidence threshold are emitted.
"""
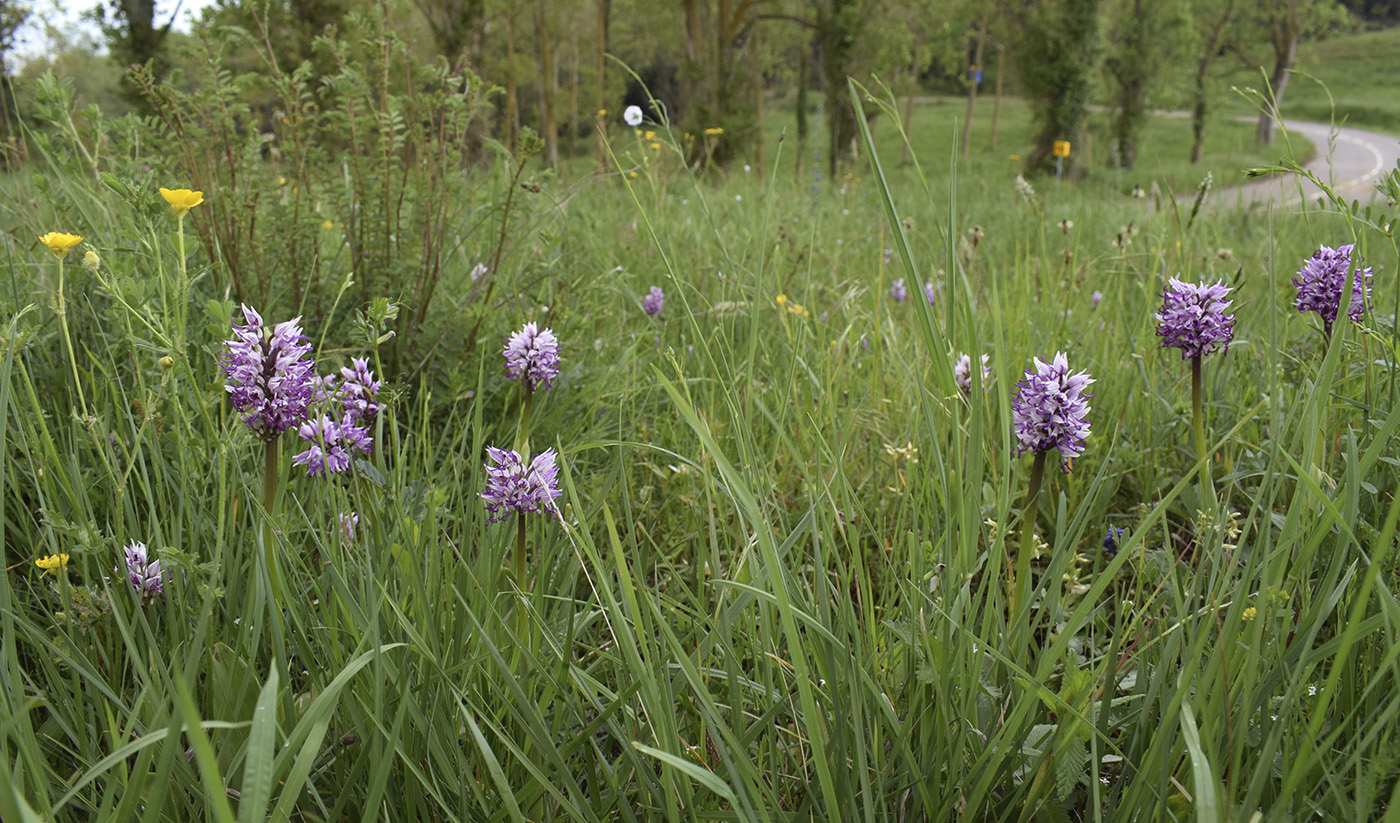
[2,45,1399,823]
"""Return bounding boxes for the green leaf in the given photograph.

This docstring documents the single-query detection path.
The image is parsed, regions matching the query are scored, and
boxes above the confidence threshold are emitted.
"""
[631,743,737,804]
[238,669,279,823]
[1179,703,1223,823]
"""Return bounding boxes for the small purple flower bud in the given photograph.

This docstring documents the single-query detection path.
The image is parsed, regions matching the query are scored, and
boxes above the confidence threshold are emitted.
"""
[1103,525,1125,557]
[1294,243,1372,337]
[643,286,665,318]
[503,322,561,391]
[954,352,991,395]
[338,512,359,542]
[337,357,381,425]
[219,305,317,440]
[1010,352,1094,471]
[1156,277,1235,359]
[925,281,936,305]
[890,279,907,303]
[292,413,373,477]
[118,540,164,604]
[481,447,563,523]
[1091,291,1103,309]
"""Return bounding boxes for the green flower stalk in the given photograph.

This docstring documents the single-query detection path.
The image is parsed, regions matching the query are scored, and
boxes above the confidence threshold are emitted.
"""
[1156,278,1235,504]
[39,232,87,413]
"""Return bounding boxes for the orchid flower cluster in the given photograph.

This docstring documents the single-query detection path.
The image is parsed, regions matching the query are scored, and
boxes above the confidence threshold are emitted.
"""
[1010,352,1094,472]
[1294,243,1372,338]
[219,305,382,478]
[219,305,317,440]
[481,322,564,524]
[119,541,164,605]
[293,358,381,478]
[643,286,665,318]
[481,447,563,522]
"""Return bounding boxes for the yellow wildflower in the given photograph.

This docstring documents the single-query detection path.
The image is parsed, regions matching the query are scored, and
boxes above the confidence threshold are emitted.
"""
[1242,607,1257,622]
[321,220,335,230]
[82,249,101,272]
[704,127,723,136]
[628,171,638,178]
[35,553,70,573]
[159,188,205,218]
[278,176,287,185]
[775,294,787,306]
[650,142,661,151]
[596,108,607,117]
[645,130,656,140]
[39,232,83,259]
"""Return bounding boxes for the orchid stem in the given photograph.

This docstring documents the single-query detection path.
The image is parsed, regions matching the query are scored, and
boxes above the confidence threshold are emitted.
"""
[1192,355,1216,512]
[1012,451,1046,631]
[263,439,287,604]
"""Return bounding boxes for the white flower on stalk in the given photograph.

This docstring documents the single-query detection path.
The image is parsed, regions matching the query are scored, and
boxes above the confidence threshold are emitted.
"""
[624,106,643,127]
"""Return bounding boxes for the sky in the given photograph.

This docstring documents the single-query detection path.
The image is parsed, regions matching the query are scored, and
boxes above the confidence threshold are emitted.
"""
[10,0,218,65]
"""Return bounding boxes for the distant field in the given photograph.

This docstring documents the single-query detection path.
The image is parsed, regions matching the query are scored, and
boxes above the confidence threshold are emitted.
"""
[1278,27,1400,134]
[573,95,1313,201]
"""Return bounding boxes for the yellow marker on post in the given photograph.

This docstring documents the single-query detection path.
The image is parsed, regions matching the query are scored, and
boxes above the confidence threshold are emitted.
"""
[1052,140,1071,183]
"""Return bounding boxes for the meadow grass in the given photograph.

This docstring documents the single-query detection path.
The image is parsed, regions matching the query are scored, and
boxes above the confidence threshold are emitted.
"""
[1,76,1399,823]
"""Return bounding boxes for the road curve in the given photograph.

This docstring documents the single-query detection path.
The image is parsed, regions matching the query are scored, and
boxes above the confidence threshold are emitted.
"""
[1225,119,1400,210]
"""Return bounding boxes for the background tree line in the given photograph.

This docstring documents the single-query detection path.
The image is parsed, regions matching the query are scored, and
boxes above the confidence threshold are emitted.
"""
[0,0,1375,177]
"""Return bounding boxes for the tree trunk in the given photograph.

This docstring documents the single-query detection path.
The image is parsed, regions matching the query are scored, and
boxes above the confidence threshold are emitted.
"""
[961,12,988,155]
[535,1,558,168]
[819,0,860,176]
[1256,27,1299,145]
[796,37,809,182]
[1189,0,1238,163]
[990,43,1004,149]
[505,6,519,153]
[1113,78,1145,170]
[754,34,766,178]
[1190,71,1207,164]
[715,0,729,117]
[568,28,579,160]
[595,0,610,173]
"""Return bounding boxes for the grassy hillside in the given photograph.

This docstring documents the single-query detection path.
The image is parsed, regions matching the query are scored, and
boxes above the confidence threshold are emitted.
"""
[1281,26,1400,133]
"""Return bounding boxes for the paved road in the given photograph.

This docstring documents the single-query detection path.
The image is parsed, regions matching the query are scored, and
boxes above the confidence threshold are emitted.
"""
[1225,119,1400,210]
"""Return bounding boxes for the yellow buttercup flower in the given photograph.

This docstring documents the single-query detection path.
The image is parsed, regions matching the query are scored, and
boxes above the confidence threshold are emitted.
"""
[650,142,661,151]
[35,553,70,573]
[39,232,83,259]
[775,294,787,306]
[160,188,205,218]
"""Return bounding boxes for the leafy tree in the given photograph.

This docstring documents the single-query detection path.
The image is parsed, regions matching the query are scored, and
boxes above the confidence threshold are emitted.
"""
[1236,0,1349,144]
[1188,0,1239,163]
[92,0,180,106]
[1012,0,1106,177]
[0,0,29,165]
[1103,0,1190,170]
[413,0,485,68]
